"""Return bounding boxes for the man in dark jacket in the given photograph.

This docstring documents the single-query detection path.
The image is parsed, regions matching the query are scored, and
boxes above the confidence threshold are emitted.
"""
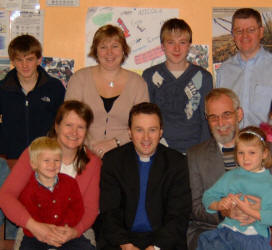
[100,102,191,250]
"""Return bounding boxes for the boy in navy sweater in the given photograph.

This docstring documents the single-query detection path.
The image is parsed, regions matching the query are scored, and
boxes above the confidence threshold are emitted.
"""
[143,18,212,154]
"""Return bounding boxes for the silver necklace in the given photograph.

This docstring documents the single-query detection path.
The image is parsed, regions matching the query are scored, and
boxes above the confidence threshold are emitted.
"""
[109,81,114,88]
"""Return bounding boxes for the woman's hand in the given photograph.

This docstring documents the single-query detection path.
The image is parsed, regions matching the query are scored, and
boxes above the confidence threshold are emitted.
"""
[55,225,78,243]
[92,139,117,158]
[26,218,66,247]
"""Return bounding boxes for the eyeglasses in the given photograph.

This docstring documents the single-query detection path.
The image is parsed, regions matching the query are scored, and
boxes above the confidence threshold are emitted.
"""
[233,27,260,36]
[206,111,236,122]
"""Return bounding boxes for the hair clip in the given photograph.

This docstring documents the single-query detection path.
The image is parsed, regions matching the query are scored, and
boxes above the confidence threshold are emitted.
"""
[239,130,265,144]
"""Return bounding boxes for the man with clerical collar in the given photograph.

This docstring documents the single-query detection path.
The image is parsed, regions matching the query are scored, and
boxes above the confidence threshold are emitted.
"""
[99,102,191,250]
[186,88,265,250]
[216,8,272,127]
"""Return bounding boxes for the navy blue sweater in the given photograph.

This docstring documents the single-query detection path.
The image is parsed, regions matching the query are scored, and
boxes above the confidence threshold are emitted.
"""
[0,66,65,158]
[143,62,212,153]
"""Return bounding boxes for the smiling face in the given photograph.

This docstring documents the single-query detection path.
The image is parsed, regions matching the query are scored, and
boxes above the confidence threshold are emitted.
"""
[12,52,41,80]
[237,141,267,172]
[206,94,243,147]
[129,113,163,158]
[55,111,87,153]
[232,17,264,60]
[162,30,191,70]
[97,37,124,70]
[32,150,61,185]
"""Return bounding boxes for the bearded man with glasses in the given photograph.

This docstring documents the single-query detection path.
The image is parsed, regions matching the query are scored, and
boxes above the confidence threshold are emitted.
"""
[216,8,272,127]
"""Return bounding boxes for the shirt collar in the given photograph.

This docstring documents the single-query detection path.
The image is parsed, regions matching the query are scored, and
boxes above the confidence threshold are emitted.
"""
[217,142,235,153]
[237,46,265,67]
[35,172,59,192]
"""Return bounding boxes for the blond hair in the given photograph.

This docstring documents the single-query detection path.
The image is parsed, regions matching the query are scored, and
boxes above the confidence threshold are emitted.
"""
[29,136,62,165]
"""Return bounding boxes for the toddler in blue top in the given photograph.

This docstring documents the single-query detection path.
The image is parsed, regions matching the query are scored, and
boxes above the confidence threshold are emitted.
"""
[198,126,272,250]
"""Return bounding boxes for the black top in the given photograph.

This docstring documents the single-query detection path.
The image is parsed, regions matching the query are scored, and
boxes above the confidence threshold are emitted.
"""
[101,95,119,113]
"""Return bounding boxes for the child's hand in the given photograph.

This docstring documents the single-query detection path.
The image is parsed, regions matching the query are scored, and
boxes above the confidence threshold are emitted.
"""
[217,196,233,210]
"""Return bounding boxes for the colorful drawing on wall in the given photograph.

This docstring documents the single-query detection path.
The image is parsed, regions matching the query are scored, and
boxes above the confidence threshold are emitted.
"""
[213,7,272,67]
[85,7,179,71]
[86,7,209,72]
[41,57,74,88]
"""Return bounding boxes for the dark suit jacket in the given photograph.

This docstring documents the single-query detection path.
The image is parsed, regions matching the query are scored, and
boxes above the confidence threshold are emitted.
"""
[186,138,225,249]
[100,142,191,250]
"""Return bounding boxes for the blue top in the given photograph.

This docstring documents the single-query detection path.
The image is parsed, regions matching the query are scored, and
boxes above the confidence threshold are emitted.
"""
[131,155,155,232]
[143,62,212,153]
[216,47,272,127]
[203,167,272,238]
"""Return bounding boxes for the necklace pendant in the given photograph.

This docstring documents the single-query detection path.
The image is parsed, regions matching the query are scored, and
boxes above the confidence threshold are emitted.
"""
[109,81,114,88]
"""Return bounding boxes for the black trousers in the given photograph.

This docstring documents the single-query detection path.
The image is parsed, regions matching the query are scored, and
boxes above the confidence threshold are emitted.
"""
[19,235,95,250]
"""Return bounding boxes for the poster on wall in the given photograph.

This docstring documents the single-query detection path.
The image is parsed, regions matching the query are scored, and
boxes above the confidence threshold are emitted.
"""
[0,11,9,57]
[47,0,80,7]
[10,10,44,44]
[212,7,272,68]
[85,7,209,73]
[2,0,40,10]
[85,7,179,73]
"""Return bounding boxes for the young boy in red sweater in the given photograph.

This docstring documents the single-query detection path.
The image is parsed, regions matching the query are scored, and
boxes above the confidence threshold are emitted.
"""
[19,137,90,249]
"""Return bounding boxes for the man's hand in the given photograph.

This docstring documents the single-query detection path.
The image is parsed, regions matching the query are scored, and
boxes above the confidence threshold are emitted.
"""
[228,194,261,225]
[120,243,140,250]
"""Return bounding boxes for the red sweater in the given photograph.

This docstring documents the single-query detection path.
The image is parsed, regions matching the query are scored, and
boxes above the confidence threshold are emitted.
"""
[19,173,84,237]
[0,148,101,236]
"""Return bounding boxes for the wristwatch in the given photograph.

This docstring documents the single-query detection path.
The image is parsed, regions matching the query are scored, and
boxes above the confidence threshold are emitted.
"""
[114,137,121,147]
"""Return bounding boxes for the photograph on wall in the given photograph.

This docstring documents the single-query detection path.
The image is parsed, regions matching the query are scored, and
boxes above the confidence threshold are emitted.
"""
[0,11,9,57]
[0,58,10,80]
[187,45,209,69]
[41,57,74,88]
[212,7,272,67]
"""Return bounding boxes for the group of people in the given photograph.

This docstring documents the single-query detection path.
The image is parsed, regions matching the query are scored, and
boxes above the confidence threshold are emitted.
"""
[0,6,271,250]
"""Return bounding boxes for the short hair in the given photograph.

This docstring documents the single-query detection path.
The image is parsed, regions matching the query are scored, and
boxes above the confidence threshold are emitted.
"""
[49,100,93,174]
[128,102,163,129]
[235,126,272,168]
[232,8,262,30]
[160,18,192,44]
[29,136,62,166]
[8,34,42,61]
[88,24,130,64]
[205,88,240,112]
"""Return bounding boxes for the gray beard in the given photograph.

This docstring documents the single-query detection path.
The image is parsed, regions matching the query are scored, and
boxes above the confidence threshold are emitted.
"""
[212,124,237,145]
